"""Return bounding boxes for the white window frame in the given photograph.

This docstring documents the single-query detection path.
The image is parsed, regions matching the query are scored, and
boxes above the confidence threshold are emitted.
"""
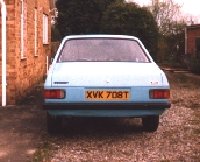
[34,8,38,56]
[20,0,24,59]
[43,14,49,44]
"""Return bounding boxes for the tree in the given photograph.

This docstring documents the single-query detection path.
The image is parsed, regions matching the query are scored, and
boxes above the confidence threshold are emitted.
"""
[149,0,187,64]
[93,0,124,26]
[93,0,124,12]
[151,0,182,35]
[56,0,159,60]
[165,21,186,62]
[56,0,122,36]
[56,0,100,36]
[101,2,158,60]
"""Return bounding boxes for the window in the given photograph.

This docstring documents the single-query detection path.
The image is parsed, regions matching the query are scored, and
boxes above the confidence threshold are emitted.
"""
[20,0,24,58]
[43,14,49,44]
[58,38,150,63]
[34,8,38,56]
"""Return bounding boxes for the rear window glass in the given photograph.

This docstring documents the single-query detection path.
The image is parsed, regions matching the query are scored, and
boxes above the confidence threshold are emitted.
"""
[58,38,150,62]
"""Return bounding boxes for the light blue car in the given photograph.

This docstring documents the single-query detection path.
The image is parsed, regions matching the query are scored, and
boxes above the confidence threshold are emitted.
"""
[44,35,171,133]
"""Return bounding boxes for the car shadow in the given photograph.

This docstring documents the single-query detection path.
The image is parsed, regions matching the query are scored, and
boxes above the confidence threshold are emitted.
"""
[53,118,145,138]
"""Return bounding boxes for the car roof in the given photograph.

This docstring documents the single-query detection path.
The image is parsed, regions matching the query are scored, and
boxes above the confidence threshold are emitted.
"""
[63,35,140,41]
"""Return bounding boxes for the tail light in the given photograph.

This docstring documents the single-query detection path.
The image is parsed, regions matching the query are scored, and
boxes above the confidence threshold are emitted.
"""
[44,89,65,99]
[149,89,170,99]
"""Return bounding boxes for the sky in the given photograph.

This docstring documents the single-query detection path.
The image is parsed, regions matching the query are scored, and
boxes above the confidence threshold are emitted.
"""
[131,0,200,22]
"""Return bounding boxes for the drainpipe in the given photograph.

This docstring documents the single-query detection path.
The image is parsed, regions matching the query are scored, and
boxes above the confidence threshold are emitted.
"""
[0,0,7,106]
[47,56,49,74]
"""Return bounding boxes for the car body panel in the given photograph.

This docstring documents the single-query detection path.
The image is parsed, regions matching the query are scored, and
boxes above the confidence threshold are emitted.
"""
[44,35,171,118]
[49,62,166,87]
[44,86,170,103]
[47,109,166,118]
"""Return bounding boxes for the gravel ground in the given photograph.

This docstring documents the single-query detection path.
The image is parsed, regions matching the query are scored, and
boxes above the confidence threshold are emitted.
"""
[0,72,199,162]
[40,72,200,162]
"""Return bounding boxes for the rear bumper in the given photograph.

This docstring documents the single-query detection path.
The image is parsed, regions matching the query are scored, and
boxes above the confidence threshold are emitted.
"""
[44,102,171,117]
[43,102,171,110]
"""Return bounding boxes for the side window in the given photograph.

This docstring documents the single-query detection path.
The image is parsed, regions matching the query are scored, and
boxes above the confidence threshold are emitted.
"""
[43,14,49,44]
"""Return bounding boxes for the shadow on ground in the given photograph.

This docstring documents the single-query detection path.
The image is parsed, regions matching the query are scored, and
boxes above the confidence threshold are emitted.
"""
[52,118,144,137]
[0,105,145,162]
[0,105,46,162]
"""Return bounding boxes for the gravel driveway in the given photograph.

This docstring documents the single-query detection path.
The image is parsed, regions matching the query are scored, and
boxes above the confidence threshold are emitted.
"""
[0,72,199,162]
[44,72,200,162]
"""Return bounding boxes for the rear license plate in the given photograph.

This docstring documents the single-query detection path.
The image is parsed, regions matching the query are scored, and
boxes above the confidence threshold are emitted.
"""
[85,90,130,101]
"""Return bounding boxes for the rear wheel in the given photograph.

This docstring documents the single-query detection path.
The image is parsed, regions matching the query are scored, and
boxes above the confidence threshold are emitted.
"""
[142,115,159,132]
[47,113,62,134]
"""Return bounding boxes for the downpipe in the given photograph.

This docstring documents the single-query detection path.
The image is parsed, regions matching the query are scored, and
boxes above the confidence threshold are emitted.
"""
[0,0,7,106]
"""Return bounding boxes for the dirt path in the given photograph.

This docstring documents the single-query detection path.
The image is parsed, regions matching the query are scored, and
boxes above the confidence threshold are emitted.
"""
[0,105,46,162]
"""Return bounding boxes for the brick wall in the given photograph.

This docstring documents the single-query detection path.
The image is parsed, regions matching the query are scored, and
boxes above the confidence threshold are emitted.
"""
[0,1,16,104]
[186,25,200,56]
[0,0,51,105]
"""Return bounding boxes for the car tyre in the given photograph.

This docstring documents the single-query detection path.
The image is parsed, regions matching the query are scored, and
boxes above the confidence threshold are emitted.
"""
[47,113,62,134]
[142,115,159,132]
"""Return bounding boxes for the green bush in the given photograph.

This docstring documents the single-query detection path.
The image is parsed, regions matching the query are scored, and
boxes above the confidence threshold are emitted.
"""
[101,2,158,60]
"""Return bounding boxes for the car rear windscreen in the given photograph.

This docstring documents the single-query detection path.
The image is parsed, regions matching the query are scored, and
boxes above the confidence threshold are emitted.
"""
[58,38,150,62]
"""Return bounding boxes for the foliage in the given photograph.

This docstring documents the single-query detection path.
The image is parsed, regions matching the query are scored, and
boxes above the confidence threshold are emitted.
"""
[149,0,188,64]
[93,0,124,13]
[157,21,186,65]
[56,0,101,36]
[150,0,182,35]
[56,0,158,60]
[56,0,124,36]
[101,2,158,60]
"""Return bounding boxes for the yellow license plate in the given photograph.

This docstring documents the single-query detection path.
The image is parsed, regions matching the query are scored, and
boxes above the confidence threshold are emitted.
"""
[85,90,130,100]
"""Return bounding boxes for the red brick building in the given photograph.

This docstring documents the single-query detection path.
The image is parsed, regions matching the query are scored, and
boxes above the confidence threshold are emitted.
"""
[0,0,52,105]
[185,24,200,57]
